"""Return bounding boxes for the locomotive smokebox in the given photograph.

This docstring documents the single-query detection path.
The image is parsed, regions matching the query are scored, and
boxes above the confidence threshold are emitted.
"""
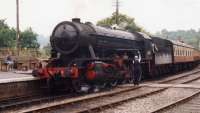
[50,21,80,54]
[72,18,81,23]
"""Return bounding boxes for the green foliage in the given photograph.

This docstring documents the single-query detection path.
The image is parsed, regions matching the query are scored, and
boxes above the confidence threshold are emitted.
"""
[0,19,16,47]
[156,29,200,49]
[97,13,142,32]
[20,28,39,48]
[0,28,16,47]
[0,19,39,48]
[0,19,9,30]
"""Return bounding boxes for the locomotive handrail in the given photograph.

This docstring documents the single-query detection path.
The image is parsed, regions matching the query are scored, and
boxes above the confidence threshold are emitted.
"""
[66,57,146,67]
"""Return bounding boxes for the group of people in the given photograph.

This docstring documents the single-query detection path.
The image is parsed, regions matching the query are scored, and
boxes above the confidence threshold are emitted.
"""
[3,54,14,71]
[114,53,142,85]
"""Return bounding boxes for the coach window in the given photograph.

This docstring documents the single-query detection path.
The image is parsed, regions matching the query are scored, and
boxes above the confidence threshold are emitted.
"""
[186,50,187,56]
[177,49,179,56]
[175,48,176,56]
[187,50,188,56]
[175,49,177,56]
[178,49,180,56]
[185,50,187,56]
[181,50,183,56]
[182,50,184,56]
[189,51,191,56]
[178,48,180,56]
[186,50,188,56]
[182,50,183,56]
[185,50,186,56]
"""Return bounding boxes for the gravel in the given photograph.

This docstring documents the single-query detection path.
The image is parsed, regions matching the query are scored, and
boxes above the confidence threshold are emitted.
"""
[100,88,199,113]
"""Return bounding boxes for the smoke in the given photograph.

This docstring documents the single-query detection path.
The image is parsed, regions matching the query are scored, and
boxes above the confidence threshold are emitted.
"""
[72,0,90,18]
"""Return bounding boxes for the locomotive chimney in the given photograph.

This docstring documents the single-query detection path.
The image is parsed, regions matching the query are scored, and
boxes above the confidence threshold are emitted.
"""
[72,18,81,23]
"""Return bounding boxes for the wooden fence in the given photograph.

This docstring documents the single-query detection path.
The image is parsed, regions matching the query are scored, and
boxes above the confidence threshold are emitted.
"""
[0,48,41,71]
[0,48,40,57]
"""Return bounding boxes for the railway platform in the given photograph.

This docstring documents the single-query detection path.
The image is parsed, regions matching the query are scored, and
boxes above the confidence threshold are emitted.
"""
[0,71,38,84]
[0,71,44,101]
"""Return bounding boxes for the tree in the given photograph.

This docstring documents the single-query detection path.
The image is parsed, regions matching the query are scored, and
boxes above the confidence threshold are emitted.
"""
[156,29,200,49]
[19,28,39,48]
[97,13,142,32]
[0,28,16,47]
[0,19,9,30]
[0,19,40,49]
[0,19,16,47]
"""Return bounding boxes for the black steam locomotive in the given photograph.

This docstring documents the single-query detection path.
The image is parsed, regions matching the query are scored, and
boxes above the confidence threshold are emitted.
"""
[33,18,200,92]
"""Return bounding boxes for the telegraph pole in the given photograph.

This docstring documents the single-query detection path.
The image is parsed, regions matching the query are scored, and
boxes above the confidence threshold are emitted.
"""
[16,0,20,56]
[115,0,119,25]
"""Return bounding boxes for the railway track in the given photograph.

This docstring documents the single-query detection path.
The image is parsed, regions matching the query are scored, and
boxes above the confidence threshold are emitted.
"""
[0,86,141,113]
[148,70,200,113]
[150,73,200,113]
[151,90,200,113]
[1,68,200,113]
[13,87,166,113]
[0,93,74,112]
[158,69,200,84]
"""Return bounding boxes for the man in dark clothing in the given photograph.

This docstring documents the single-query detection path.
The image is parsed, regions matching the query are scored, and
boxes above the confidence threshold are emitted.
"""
[133,56,142,85]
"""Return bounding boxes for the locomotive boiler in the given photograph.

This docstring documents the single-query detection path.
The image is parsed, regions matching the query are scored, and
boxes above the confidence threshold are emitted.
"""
[50,18,153,65]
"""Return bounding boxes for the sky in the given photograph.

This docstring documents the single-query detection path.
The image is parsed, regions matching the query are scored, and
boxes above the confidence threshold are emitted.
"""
[0,0,200,37]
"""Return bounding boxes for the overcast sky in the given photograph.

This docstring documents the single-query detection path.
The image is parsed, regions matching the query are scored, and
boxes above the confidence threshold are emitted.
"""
[0,0,200,37]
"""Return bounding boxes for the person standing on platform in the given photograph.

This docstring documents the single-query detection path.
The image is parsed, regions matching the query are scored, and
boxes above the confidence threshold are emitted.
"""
[133,55,142,85]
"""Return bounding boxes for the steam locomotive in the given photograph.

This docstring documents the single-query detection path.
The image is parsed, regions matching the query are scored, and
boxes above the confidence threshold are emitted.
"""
[33,18,200,92]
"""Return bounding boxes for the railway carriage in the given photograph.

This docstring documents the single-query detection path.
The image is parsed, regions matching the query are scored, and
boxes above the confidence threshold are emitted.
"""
[171,40,198,71]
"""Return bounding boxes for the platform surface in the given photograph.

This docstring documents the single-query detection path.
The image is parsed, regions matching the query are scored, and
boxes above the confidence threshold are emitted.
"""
[0,71,39,84]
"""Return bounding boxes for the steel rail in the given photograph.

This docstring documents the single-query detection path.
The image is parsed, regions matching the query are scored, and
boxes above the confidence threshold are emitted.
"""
[150,90,200,113]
